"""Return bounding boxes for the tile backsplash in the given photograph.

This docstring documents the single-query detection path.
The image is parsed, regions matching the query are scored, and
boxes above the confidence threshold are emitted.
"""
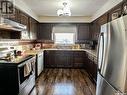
[0,40,34,52]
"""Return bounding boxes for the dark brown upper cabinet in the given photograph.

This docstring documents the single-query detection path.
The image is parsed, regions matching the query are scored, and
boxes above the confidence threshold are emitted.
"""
[37,23,52,40]
[37,23,90,42]
[19,11,30,39]
[98,13,108,25]
[90,13,108,41]
[122,0,127,16]
[108,2,122,21]
[8,8,20,23]
[1,5,20,23]
[0,1,39,40]
[29,17,38,39]
[90,20,99,41]
[20,11,29,29]
[77,24,90,42]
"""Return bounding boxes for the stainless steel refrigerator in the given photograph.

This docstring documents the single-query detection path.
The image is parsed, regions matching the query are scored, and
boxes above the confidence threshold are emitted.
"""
[96,15,127,95]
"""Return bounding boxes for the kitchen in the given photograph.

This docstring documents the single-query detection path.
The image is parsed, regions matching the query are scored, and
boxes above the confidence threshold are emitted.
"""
[0,0,126,95]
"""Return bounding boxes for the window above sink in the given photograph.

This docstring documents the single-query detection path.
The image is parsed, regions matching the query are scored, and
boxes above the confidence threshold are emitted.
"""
[52,24,77,45]
[54,33,75,44]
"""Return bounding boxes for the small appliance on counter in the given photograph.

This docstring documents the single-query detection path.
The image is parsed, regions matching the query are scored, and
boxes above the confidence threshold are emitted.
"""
[80,43,91,49]
[80,40,97,50]
[89,40,98,50]
[35,43,41,50]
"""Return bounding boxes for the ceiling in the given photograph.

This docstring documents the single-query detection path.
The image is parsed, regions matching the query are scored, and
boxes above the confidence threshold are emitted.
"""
[22,0,108,17]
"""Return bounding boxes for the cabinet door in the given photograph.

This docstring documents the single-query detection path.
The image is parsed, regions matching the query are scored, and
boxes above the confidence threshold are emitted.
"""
[77,24,90,42]
[90,20,100,41]
[20,11,30,39]
[98,13,108,25]
[73,51,86,68]
[86,53,97,83]
[0,1,20,23]
[20,12,29,25]
[29,17,37,39]
[37,23,52,40]
[3,8,20,23]
[44,50,73,68]
[108,2,122,21]
[90,13,108,41]
[122,0,127,16]
[55,51,73,68]
[88,58,93,76]
[92,62,97,82]
[44,51,56,68]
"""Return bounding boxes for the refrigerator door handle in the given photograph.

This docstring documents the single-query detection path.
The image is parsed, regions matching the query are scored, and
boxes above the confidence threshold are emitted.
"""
[97,32,104,72]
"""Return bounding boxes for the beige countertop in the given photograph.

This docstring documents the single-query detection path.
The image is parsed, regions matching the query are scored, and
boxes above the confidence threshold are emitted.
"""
[85,49,97,57]
[43,48,85,51]
[25,48,97,57]
[43,49,97,57]
[25,49,44,55]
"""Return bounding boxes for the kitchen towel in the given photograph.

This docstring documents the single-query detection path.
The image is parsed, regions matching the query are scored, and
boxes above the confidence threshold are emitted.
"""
[24,62,32,77]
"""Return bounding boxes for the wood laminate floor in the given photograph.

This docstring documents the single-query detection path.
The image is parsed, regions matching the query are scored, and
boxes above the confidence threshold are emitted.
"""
[30,69,96,95]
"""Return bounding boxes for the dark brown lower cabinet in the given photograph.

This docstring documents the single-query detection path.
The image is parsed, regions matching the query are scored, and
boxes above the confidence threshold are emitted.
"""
[44,50,73,68]
[55,51,73,68]
[92,62,97,82]
[44,50,89,68]
[86,53,97,83]
[44,50,97,83]
[44,50,56,68]
[73,51,87,68]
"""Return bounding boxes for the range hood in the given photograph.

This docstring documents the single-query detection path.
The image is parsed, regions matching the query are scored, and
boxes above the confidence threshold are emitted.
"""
[0,17,26,31]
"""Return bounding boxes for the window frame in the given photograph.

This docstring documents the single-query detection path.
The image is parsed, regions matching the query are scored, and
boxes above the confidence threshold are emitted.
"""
[52,24,77,45]
[53,32,76,45]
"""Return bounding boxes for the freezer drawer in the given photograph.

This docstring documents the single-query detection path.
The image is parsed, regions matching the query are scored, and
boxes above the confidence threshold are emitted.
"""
[96,73,121,95]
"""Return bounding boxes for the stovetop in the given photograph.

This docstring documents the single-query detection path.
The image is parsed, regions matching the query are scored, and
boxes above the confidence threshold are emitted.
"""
[0,55,33,64]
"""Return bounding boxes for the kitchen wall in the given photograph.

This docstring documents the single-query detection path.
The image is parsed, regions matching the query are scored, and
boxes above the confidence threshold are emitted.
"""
[37,23,90,42]
[36,0,127,51]
[37,0,127,41]
[8,0,38,20]
[0,40,35,52]
[0,0,126,51]
[0,0,39,40]
[0,0,38,52]
[9,0,123,23]
[38,16,91,23]
[92,0,123,21]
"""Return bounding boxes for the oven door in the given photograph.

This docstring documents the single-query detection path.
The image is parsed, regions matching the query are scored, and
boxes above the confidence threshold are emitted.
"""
[18,57,36,95]
[18,58,35,86]
[18,61,31,84]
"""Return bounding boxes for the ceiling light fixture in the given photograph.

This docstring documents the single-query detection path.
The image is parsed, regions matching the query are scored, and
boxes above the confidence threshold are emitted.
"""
[57,2,71,16]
